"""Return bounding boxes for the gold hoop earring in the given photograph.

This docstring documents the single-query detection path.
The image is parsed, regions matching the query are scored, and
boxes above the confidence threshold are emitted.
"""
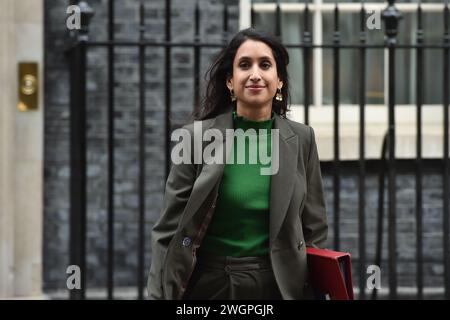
[275,88,283,101]
[230,89,237,102]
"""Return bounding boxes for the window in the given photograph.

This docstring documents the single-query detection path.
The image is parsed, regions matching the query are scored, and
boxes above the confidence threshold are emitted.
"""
[240,0,450,160]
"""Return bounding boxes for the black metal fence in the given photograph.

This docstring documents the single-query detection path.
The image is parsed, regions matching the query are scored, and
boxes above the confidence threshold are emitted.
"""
[66,0,450,300]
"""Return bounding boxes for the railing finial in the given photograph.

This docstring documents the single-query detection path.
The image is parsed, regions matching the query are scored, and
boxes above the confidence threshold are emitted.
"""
[381,0,402,46]
[77,1,95,41]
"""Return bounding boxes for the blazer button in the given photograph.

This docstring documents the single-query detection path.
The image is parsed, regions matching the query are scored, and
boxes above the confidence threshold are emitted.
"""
[298,241,304,250]
[182,237,192,247]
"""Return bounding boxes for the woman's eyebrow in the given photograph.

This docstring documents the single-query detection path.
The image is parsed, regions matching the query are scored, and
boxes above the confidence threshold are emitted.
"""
[237,55,273,62]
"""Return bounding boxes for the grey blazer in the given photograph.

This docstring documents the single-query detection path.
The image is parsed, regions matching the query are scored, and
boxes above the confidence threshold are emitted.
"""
[147,108,328,300]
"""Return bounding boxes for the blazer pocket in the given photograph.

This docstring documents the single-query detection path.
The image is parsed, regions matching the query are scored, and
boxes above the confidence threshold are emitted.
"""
[295,216,305,245]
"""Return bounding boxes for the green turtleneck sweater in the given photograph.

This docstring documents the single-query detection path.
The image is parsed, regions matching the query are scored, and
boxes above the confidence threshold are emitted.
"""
[200,109,274,257]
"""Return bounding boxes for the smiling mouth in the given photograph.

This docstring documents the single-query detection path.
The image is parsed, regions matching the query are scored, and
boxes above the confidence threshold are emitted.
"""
[246,86,266,89]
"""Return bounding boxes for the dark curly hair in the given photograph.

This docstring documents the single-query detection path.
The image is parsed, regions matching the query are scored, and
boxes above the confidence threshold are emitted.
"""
[191,28,290,121]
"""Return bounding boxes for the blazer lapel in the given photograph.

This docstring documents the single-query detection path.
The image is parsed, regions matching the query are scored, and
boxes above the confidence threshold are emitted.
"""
[269,113,298,247]
[179,109,234,227]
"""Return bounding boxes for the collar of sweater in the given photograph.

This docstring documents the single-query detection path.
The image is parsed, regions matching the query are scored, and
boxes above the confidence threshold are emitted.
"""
[232,109,275,131]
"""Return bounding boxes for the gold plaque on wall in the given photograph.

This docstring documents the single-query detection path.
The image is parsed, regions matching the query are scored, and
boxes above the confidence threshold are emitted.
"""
[18,62,38,111]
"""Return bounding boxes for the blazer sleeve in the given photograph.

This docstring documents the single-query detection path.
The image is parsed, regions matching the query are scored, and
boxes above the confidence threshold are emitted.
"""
[147,134,196,300]
[302,126,328,249]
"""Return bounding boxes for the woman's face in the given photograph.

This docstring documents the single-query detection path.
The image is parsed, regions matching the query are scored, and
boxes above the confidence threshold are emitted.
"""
[226,39,282,110]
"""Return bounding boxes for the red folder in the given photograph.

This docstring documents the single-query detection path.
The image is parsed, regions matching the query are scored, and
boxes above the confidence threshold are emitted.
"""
[306,247,354,300]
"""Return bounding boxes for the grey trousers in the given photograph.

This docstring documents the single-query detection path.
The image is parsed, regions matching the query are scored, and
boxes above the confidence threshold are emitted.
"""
[183,251,283,300]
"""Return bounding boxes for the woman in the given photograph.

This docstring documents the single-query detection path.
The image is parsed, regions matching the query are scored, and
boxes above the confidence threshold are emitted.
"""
[147,28,328,300]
